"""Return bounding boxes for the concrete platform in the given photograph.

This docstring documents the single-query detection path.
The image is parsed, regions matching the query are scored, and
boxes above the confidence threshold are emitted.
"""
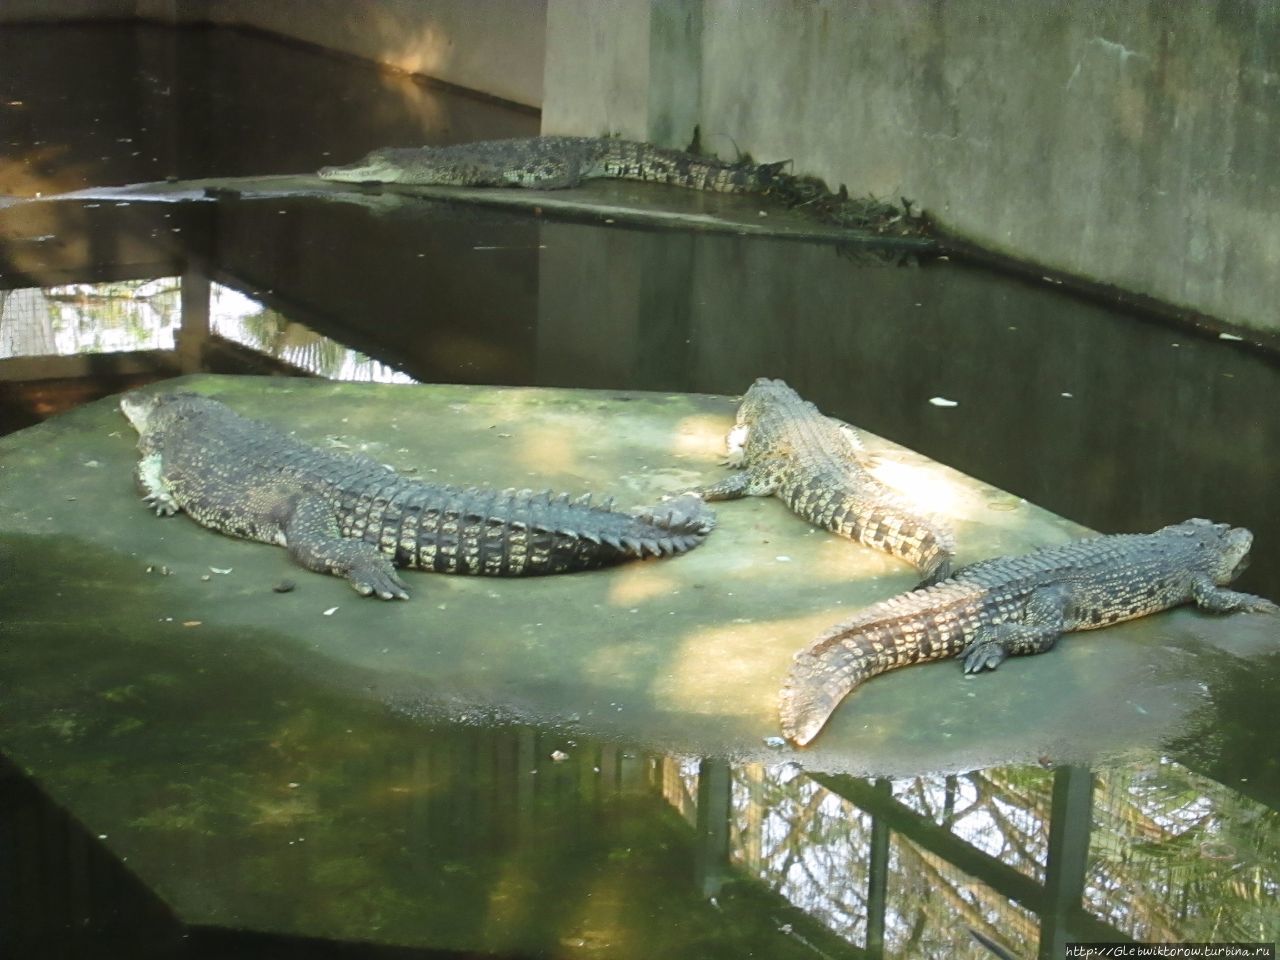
[3,375,1274,773]
[2,376,1276,948]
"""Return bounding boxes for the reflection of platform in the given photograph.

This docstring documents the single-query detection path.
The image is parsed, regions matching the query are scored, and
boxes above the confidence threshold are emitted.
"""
[2,375,1276,950]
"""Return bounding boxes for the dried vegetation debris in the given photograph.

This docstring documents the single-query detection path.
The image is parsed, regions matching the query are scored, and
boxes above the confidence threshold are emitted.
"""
[764,171,931,238]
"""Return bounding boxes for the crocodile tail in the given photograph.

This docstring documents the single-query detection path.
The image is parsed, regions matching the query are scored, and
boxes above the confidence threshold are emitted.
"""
[778,583,979,746]
[625,493,716,556]
[844,490,957,587]
[907,526,956,586]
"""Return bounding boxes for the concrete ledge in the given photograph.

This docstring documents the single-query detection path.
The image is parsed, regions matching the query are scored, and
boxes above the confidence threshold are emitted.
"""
[21,175,937,250]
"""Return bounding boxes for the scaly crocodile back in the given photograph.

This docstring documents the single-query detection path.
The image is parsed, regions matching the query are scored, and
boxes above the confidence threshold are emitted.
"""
[127,393,713,576]
[318,136,785,193]
[737,379,955,582]
[778,520,1261,745]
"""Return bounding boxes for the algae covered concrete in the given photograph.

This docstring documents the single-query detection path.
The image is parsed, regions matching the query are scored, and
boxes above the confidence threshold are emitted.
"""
[2,375,1274,776]
[2,375,1277,946]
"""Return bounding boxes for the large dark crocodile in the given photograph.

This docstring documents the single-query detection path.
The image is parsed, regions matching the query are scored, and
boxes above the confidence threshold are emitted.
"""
[318,136,787,193]
[120,391,714,599]
[779,518,1279,745]
[691,378,955,584]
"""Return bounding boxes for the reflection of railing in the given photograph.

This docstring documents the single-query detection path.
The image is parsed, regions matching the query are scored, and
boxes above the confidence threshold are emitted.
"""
[660,757,1280,959]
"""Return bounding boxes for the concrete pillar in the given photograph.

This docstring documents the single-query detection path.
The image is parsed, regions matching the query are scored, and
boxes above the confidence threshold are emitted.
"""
[542,0,702,150]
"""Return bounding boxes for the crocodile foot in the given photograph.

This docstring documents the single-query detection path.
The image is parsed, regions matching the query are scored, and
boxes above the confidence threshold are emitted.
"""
[142,491,180,516]
[348,557,410,601]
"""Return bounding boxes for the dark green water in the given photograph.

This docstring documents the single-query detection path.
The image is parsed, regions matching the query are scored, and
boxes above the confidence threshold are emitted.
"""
[1,22,1277,959]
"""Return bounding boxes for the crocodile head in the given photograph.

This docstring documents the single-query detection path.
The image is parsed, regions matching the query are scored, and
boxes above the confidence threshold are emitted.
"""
[120,390,163,434]
[318,149,409,184]
[1176,517,1255,584]
[737,377,794,423]
[120,391,210,435]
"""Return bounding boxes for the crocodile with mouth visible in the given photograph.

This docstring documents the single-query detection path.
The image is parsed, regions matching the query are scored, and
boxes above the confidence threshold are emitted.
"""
[318,135,787,193]
[779,518,1279,745]
[691,378,956,585]
[121,391,714,599]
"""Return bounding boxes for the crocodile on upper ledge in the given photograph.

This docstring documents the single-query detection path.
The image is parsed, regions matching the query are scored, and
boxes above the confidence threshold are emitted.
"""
[120,391,714,599]
[317,136,787,193]
[779,518,1279,746]
[690,378,956,585]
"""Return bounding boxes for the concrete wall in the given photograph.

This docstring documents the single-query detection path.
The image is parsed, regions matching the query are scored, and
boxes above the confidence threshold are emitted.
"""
[185,0,547,107]
[0,0,547,108]
[544,0,1280,335]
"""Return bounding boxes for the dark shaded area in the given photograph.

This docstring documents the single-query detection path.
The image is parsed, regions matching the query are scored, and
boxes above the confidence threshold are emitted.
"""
[0,23,537,195]
[0,756,183,960]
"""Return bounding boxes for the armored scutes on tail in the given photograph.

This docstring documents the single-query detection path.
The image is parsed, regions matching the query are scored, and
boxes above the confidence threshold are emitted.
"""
[691,378,956,585]
[120,391,714,599]
[779,519,1279,746]
[318,136,786,194]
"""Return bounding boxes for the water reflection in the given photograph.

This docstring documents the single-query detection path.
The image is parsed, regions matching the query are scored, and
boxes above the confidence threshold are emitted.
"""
[208,283,415,383]
[0,275,413,382]
[7,705,1273,958]
[658,754,1278,958]
[0,279,179,358]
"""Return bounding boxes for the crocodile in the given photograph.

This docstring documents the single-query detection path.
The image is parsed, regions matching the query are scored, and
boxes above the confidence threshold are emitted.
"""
[318,135,787,193]
[779,518,1279,746]
[691,378,955,584]
[120,391,714,599]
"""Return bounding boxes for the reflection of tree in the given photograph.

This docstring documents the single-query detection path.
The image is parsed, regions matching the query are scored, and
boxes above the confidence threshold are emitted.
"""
[237,308,349,377]
[1087,762,1280,942]
[210,284,413,383]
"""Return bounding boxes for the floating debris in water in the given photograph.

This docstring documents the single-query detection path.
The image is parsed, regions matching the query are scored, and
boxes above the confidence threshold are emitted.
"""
[549,750,569,762]
[1218,332,1243,341]
[272,580,296,593]
[209,566,232,575]
[322,606,339,616]
[928,397,959,408]
[762,736,787,749]
[145,564,171,576]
